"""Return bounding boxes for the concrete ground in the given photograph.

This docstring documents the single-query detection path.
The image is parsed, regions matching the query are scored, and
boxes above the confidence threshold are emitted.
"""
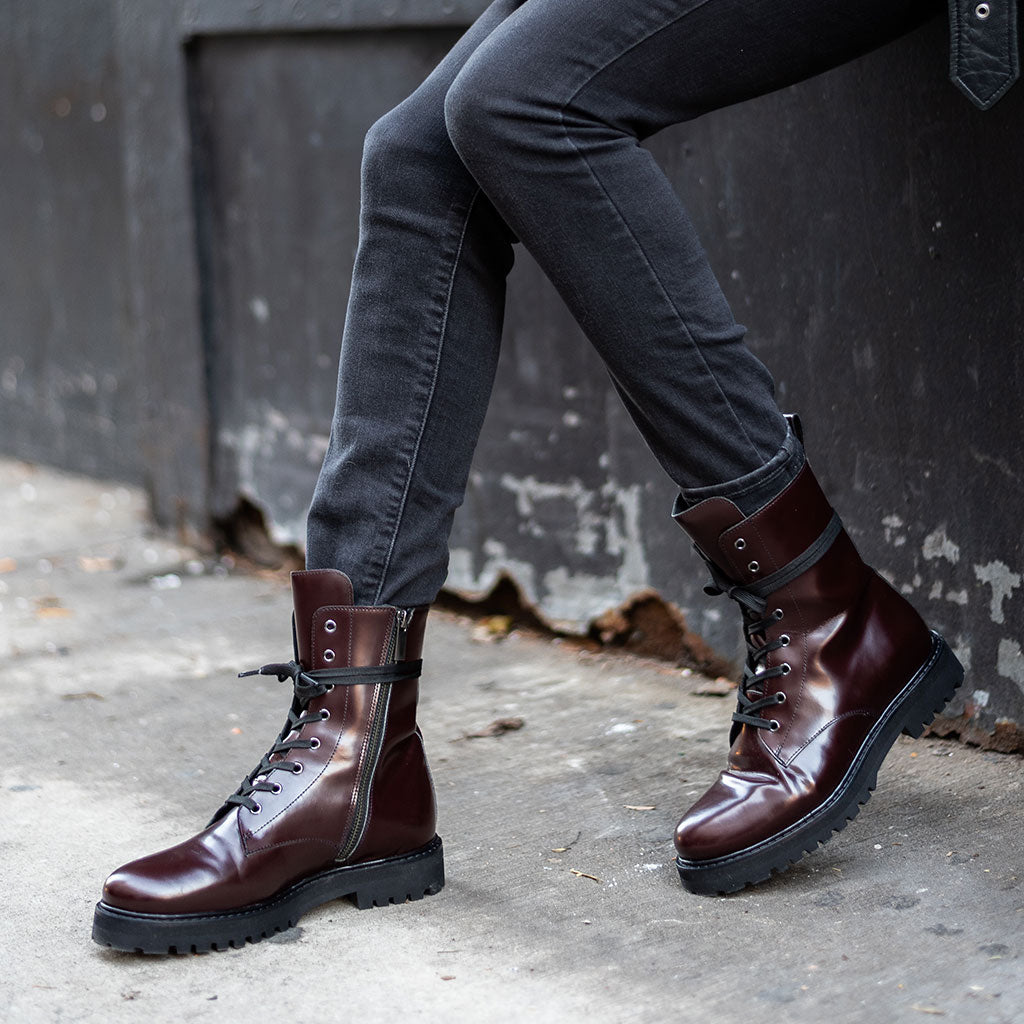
[1,457,1022,1024]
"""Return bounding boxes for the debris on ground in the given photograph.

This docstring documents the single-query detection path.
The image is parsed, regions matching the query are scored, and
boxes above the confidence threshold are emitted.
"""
[691,676,736,696]
[461,716,525,739]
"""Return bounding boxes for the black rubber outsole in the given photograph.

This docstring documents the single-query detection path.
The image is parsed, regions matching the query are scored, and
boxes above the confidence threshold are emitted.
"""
[676,633,964,896]
[92,835,444,954]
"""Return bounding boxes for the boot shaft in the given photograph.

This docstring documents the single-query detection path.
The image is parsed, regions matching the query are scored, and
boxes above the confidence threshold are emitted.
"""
[673,462,931,756]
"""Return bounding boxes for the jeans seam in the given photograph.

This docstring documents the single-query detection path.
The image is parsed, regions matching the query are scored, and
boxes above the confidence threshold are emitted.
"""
[555,0,765,465]
[370,187,482,605]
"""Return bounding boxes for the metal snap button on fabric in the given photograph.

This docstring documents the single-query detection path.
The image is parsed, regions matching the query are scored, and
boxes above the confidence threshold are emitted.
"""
[975,2,990,17]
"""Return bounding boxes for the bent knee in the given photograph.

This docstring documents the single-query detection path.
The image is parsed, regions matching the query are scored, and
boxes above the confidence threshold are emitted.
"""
[443,58,526,167]
[362,98,448,181]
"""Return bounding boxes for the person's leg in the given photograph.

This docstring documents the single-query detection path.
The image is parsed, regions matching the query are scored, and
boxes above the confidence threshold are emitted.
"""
[305,0,527,607]
[441,0,961,895]
[442,0,943,509]
[93,0,530,953]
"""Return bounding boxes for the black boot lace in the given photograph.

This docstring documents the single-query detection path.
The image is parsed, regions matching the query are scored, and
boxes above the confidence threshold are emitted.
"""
[208,658,423,826]
[219,662,333,817]
[701,558,791,735]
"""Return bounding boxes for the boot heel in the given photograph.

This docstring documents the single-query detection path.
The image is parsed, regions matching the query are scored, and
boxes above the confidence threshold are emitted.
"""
[351,837,445,910]
[900,633,965,739]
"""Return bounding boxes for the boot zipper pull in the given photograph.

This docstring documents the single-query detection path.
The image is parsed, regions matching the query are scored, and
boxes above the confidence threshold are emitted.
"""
[394,608,414,662]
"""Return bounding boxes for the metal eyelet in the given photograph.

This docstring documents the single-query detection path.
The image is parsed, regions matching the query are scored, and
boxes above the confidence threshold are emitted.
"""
[780,662,791,675]
[773,608,784,620]
[975,2,990,17]
[271,782,282,794]
[292,762,304,775]
[776,692,787,705]
[779,634,791,646]
[250,802,262,815]
[748,560,760,573]
[309,737,321,750]
[768,720,780,732]
[323,649,335,663]
[734,537,747,550]
[324,619,337,633]
[320,709,331,721]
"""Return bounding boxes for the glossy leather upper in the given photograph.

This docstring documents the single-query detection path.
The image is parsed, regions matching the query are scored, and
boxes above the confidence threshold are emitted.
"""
[673,465,932,862]
[101,569,435,914]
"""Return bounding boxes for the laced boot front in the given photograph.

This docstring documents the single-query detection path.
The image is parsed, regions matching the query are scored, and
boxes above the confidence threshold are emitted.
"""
[92,569,443,953]
[672,457,964,895]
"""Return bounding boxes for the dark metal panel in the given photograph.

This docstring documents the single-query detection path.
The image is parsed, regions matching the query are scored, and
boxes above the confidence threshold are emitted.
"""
[0,0,140,481]
[184,0,486,34]
[187,30,465,535]
[114,0,211,537]
[2,1,1020,742]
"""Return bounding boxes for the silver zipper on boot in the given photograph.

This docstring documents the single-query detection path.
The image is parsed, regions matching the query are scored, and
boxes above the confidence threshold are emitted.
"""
[335,607,414,863]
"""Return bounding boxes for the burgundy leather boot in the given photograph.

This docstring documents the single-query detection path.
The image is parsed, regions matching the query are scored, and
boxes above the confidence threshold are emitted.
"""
[92,569,443,952]
[672,453,963,895]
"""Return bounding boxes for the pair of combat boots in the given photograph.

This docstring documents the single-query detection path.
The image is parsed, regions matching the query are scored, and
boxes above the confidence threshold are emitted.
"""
[92,458,963,953]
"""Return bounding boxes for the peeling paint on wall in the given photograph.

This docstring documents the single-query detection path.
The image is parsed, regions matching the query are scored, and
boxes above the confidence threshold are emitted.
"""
[974,560,1022,625]
[217,405,330,545]
[997,639,1024,686]
[448,474,651,632]
[922,526,960,565]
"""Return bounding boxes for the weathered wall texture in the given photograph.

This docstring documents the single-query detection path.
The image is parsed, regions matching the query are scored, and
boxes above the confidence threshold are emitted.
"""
[1,1,1021,745]
[0,1,139,482]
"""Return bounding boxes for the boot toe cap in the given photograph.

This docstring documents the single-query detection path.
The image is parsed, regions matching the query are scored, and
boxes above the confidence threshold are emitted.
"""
[675,771,793,862]
[99,823,243,914]
[101,863,158,912]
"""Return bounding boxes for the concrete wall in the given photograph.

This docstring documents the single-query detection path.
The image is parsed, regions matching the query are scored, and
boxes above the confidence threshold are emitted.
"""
[1,0,1021,747]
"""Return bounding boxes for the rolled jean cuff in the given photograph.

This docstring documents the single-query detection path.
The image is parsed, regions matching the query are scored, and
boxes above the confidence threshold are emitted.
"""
[675,420,806,518]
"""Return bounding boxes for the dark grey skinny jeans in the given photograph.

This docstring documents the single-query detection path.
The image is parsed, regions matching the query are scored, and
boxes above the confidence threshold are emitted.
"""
[307,0,943,607]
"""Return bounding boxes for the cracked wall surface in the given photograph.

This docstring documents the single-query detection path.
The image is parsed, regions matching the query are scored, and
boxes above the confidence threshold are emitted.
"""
[2,2,1021,748]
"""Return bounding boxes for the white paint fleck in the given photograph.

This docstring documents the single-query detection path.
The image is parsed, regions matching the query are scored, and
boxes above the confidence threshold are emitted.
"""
[606,723,637,735]
[562,410,581,428]
[997,639,1024,685]
[945,589,968,606]
[973,561,1021,625]
[249,296,270,323]
[928,581,943,600]
[972,689,990,708]
[881,514,906,546]
[922,527,960,565]
[953,638,972,672]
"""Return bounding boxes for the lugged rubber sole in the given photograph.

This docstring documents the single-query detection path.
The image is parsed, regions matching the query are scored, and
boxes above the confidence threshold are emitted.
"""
[92,835,444,954]
[677,633,963,895]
